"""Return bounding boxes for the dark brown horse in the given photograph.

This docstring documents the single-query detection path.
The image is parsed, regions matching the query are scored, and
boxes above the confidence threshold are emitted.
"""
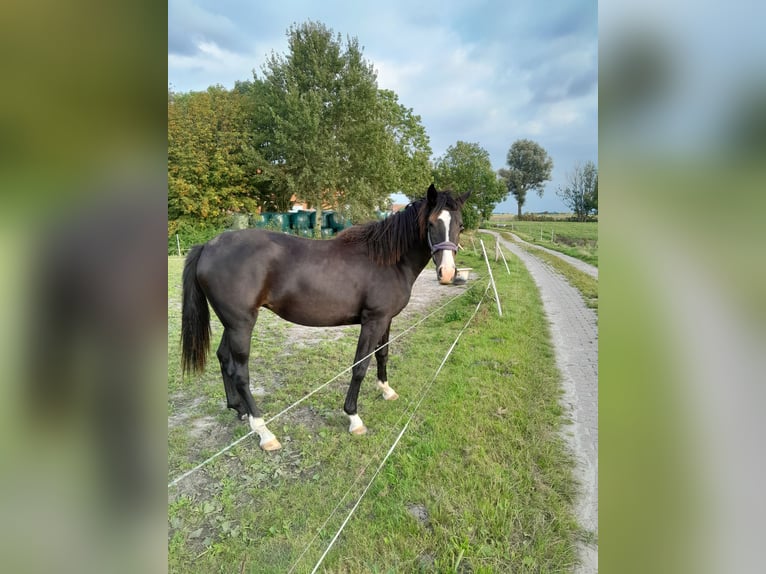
[181,184,469,450]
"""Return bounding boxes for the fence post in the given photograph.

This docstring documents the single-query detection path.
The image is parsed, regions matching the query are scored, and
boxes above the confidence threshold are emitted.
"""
[176,234,182,257]
[480,239,502,316]
[498,243,510,275]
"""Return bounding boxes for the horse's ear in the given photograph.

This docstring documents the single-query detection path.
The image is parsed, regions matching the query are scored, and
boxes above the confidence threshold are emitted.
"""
[458,190,472,205]
[427,183,437,206]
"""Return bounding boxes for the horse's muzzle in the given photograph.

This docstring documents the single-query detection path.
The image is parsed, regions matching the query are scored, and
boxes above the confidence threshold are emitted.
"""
[431,240,459,285]
[437,265,456,284]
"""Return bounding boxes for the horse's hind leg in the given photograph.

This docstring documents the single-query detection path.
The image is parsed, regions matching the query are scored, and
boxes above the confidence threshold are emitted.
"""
[225,322,282,451]
[216,332,247,420]
[374,322,399,401]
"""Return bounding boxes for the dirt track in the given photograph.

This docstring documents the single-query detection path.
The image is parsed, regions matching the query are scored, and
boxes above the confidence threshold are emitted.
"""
[506,231,598,279]
[483,230,598,573]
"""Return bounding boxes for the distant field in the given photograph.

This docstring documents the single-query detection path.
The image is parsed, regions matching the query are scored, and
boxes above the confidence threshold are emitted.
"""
[487,218,598,268]
[491,213,575,223]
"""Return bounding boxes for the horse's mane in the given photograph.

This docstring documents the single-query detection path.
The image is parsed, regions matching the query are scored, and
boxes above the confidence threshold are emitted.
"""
[338,191,459,266]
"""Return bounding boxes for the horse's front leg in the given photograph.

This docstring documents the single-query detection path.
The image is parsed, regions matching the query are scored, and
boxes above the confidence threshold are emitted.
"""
[344,318,389,435]
[375,321,399,401]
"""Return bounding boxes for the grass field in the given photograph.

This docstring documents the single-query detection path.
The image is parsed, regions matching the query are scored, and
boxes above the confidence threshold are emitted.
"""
[488,218,598,268]
[168,244,583,573]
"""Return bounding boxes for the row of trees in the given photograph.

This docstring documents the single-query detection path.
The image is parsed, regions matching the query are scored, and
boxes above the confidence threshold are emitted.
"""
[168,20,597,237]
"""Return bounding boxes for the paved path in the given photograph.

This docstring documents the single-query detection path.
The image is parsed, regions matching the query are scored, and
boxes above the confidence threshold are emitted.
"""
[504,231,598,279]
[482,230,598,573]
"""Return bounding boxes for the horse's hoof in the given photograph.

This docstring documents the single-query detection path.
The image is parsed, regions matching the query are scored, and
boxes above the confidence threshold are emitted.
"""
[348,413,366,435]
[377,381,399,401]
[260,437,282,451]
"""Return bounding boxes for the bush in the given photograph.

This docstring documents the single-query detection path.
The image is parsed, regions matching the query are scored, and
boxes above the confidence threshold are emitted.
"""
[168,219,230,255]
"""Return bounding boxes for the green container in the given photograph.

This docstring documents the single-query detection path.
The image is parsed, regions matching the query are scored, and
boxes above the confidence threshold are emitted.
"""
[327,212,352,232]
[321,211,335,228]
[335,217,353,232]
[255,212,273,228]
[298,228,315,238]
[290,211,310,230]
[262,212,290,231]
[320,227,335,238]
[303,210,317,230]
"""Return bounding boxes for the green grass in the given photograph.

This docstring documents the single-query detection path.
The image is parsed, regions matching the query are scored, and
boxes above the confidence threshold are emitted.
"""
[168,247,583,573]
[487,220,598,268]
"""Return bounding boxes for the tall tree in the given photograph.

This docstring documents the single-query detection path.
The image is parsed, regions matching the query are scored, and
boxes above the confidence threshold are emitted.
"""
[252,21,431,232]
[168,86,260,232]
[556,161,598,221]
[234,79,294,212]
[377,89,433,201]
[498,139,553,218]
[432,141,506,229]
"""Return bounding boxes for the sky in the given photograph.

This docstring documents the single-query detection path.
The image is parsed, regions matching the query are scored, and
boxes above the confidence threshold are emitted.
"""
[168,0,598,213]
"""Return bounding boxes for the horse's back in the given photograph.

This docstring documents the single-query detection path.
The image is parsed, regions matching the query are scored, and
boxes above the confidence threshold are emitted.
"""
[194,228,413,328]
[194,229,368,326]
[197,228,346,276]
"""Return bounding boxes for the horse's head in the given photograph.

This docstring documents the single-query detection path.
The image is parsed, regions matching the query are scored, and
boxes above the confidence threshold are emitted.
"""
[426,184,471,284]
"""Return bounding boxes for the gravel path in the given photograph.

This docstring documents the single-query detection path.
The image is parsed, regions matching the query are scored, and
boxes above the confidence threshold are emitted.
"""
[505,231,598,279]
[483,230,599,573]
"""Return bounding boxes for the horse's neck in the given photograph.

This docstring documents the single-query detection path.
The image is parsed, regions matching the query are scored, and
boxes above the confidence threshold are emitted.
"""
[398,241,432,285]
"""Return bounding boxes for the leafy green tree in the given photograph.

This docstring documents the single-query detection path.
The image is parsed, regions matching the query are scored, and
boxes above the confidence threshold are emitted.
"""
[252,21,431,232]
[556,161,598,221]
[376,89,433,202]
[168,86,261,234]
[432,141,505,229]
[234,79,294,212]
[498,139,553,218]
[586,172,598,215]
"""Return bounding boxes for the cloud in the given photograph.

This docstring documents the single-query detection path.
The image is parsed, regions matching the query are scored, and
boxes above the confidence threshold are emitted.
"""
[168,0,598,212]
[168,0,253,56]
[168,41,257,90]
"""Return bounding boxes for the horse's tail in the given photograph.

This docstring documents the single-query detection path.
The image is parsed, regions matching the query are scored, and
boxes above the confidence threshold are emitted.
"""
[181,244,211,375]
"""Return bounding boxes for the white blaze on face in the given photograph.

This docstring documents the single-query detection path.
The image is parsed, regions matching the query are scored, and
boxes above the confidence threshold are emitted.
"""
[437,210,456,284]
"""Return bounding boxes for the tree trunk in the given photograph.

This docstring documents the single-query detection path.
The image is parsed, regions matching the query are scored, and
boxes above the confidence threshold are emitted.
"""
[517,201,522,219]
[315,205,323,238]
